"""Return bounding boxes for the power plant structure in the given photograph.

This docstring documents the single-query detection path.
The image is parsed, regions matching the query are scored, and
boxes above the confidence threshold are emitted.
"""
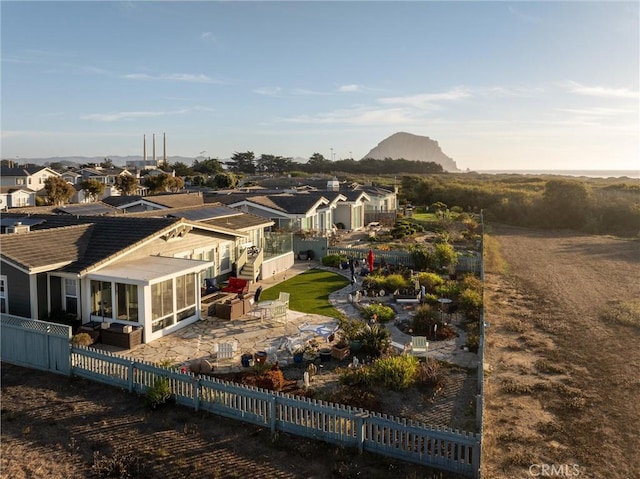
[129,133,168,169]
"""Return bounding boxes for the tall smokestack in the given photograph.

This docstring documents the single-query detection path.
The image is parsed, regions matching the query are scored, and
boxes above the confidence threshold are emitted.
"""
[163,132,167,165]
[153,133,157,163]
[143,134,147,162]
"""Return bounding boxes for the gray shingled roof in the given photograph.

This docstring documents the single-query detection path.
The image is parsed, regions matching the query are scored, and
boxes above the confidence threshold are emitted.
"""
[143,193,204,208]
[1,215,180,273]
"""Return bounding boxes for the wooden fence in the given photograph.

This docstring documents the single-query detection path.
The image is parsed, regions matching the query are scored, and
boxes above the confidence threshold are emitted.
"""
[70,346,480,477]
[0,314,71,375]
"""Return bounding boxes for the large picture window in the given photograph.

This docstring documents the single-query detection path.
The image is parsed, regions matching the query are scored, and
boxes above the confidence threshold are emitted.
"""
[90,280,112,318]
[116,283,138,322]
[151,279,174,332]
[175,274,196,322]
[64,278,78,315]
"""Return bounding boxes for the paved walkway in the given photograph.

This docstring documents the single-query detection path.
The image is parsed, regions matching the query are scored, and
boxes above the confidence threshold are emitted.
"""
[99,262,478,371]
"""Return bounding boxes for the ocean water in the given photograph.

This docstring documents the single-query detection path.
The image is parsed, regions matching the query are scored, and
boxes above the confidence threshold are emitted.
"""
[473,169,639,179]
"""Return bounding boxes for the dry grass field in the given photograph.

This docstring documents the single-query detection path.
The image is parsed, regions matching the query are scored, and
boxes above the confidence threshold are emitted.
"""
[482,225,640,479]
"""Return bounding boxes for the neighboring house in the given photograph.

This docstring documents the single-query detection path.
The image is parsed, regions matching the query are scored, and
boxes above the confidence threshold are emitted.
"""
[359,185,398,214]
[75,167,136,201]
[332,190,370,231]
[216,190,369,232]
[0,214,249,343]
[102,192,204,213]
[0,186,37,209]
[222,193,336,233]
[60,170,82,185]
[0,166,60,192]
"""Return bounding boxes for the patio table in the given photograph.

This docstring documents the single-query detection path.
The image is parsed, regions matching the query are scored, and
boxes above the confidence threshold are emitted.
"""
[256,300,285,320]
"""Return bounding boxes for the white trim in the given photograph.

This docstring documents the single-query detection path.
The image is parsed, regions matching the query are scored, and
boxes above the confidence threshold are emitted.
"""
[0,275,7,314]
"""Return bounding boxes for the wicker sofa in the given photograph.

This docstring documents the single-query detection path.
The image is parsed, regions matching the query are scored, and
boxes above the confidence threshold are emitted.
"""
[215,298,244,320]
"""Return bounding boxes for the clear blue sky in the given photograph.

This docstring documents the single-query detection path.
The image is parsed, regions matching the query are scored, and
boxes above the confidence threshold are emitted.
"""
[2,1,638,171]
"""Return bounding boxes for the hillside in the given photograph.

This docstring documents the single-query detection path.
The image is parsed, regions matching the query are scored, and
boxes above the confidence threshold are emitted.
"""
[363,132,459,171]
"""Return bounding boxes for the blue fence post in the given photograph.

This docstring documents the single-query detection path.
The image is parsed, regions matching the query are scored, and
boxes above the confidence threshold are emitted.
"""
[269,395,277,433]
[128,362,135,393]
[355,411,369,453]
[194,376,201,412]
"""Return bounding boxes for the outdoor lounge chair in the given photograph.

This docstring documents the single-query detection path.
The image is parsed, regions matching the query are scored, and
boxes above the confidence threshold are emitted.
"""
[410,336,428,359]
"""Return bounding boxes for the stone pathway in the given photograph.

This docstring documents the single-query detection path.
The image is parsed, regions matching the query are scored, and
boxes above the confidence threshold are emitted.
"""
[96,263,478,371]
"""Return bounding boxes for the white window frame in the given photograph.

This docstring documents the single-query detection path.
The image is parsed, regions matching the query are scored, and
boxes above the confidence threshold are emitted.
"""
[63,278,78,315]
[0,275,7,314]
[219,242,232,274]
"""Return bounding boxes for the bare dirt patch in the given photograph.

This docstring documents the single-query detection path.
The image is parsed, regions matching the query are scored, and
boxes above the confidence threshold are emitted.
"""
[482,225,640,479]
[1,361,469,479]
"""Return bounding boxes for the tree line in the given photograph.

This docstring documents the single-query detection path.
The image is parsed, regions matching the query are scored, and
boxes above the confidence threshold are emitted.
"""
[400,174,640,237]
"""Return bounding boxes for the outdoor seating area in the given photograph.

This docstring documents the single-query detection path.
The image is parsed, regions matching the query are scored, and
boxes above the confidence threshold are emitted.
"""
[221,277,250,294]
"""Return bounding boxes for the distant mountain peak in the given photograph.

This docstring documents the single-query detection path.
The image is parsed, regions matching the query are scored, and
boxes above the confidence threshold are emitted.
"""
[363,132,458,171]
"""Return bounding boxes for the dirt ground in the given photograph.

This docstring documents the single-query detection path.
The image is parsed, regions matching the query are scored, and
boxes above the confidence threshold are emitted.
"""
[482,225,640,479]
[0,364,468,479]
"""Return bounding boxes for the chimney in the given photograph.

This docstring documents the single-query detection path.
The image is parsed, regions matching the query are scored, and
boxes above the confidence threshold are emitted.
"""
[143,134,147,162]
[153,133,157,163]
[163,132,167,165]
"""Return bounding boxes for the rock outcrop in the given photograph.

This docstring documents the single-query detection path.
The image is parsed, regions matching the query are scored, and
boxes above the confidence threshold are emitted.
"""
[363,132,458,171]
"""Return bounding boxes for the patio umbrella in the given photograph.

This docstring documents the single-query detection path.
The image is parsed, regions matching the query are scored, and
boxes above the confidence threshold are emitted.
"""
[367,249,374,272]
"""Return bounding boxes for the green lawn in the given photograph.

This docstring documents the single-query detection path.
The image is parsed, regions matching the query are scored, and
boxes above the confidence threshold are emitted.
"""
[260,269,350,318]
[409,211,438,222]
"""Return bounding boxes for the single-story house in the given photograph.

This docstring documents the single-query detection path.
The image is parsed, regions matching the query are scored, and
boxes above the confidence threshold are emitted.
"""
[0,186,37,209]
[0,213,252,343]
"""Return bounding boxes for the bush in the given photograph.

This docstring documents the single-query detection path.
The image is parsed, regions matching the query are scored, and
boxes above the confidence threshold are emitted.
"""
[383,274,409,292]
[322,254,344,268]
[370,355,419,390]
[417,272,445,293]
[254,369,285,391]
[412,304,439,336]
[465,321,480,353]
[359,324,391,357]
[70,332,93,347]
[415,358,445,389]
[360,303,395,323]
[459,288,482,320]
[92,448,149,479]
[145,378,171,409]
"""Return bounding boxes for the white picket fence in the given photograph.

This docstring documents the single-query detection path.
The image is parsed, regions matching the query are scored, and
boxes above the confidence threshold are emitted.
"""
[70,346,480,477]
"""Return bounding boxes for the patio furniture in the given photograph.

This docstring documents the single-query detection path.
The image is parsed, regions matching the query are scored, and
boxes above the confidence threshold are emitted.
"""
[222,277,249,294]
[297,321,339,342]
[277,292,290,308]
[256,300,286,321]
[101,323,143,349]
[214,341,237,367]
[271,303,288,324]
[78,321,102,343]
[201,292,237,316]
[410,336,428,359]
[215,298,244,320]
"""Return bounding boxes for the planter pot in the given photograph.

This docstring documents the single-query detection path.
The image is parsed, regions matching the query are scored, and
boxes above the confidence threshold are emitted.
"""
[241,354,253,367]
[319,348,332,362]
[349,340,362,352]
[331,345,350,360]
[254,351,268,365]
[293,353,304,364]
